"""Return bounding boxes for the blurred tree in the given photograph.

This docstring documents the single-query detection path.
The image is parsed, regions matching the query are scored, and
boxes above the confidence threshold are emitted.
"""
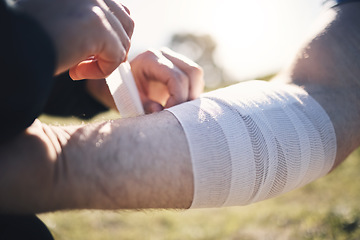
[169,33,234,89]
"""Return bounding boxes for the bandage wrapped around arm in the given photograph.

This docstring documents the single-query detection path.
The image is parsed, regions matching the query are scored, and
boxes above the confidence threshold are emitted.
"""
[166,80,336,208]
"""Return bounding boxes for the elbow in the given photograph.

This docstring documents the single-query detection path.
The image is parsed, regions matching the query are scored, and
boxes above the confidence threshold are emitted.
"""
[0,120,62,214]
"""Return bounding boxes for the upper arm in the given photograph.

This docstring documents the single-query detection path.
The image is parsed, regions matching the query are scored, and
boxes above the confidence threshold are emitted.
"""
[274,2,360,168]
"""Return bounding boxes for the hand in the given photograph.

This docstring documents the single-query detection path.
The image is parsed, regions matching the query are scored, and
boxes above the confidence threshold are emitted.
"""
[130,48,204,113]
[84,48,204,113]
[16,0,134,79]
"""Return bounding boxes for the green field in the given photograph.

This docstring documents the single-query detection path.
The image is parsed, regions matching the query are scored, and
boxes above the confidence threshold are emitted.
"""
[38,112,360,240]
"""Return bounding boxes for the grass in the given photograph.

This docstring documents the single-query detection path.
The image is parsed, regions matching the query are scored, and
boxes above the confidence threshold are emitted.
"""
[38,112,360,240]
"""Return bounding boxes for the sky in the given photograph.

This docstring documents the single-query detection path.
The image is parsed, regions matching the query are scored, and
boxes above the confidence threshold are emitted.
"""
[121,0,325,81]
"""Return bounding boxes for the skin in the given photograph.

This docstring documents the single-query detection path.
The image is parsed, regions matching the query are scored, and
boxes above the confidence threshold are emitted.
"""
[15,0,134,79]
[275,2,360,169]
[0,48,203,213]
[0,45,204,213]
[0,113,193,213]
[0,0,203,214]
[1,2,360,214]
[86,48,205,113]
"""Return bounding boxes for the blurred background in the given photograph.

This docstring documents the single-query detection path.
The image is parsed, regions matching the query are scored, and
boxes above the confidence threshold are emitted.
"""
[123,0,323,88]
[39,0,360,239]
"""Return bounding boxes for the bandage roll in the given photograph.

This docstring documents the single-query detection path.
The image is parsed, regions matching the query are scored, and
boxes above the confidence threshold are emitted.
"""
[167,80,336,208]
[106,61,144,118]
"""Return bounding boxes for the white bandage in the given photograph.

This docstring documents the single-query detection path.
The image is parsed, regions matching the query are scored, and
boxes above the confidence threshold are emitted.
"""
[106,61,144,118]
[167,80,336,208]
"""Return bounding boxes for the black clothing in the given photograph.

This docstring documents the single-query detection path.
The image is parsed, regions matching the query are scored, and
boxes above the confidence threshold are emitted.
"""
[0,0,108,144]
[0,215,54,240]
[0,1,108,238]
[44,73,108,120]
[0,0,55,143]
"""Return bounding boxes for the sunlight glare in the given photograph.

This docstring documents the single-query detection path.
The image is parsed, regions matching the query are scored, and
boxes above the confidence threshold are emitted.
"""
[121,0,323,81]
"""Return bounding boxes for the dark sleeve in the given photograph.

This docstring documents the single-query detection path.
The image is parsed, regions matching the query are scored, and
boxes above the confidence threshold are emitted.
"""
[43,73,109,119]
[324,0,360,7]
[336,0,360,3]
[0,0,56,142]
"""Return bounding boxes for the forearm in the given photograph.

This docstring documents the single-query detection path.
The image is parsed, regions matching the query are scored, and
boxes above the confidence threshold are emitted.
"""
[2,2,360,214]
[60,112,193,210]
[0,113,193,214]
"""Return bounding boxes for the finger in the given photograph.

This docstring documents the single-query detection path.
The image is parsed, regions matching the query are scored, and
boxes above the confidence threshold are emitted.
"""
[144,50,190,108]
[69,6,125,79]
[143,100,164,114]
[147,81,170,106]
[69,55,121,80]
[161,47,204,100]
[90,2,131,59]
[122,4,131,15]
[69,44,124,80]
[163,65,189,108]
[103,0,134,38]
[136,82,164,113]
[101,4,131,55]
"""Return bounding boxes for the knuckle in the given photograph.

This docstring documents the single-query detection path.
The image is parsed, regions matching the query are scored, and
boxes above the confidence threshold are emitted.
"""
[118,53,126,64]
[89,5,106,23]
[118,49,127,62]
[142,49,159,60]
[124,16,135,37]
[168,72,189,102]
[103,64,118,77]
[188,65,204,80]
[128,17,135,31]
[123,37,131,52]
[174,71,190,89]
[146,48,159,56]
[143,49,155,57]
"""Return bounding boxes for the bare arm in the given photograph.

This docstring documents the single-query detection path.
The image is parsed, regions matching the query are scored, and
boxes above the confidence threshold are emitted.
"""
[0,113,193,214]
[275,2,360,168]
[1,2,360,214]
[1,0,200,214]
[0,48,202,213]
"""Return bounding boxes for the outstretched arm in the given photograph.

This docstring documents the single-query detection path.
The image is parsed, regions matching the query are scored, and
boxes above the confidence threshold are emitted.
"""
[0,112,193,213]
[1,2,360,213]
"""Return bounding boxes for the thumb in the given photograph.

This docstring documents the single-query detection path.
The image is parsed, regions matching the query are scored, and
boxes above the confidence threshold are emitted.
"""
[141,96,164,114]
[69,57,122,80]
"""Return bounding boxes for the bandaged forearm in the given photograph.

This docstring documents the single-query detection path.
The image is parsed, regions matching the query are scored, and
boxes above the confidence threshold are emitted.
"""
[166,80,336,208]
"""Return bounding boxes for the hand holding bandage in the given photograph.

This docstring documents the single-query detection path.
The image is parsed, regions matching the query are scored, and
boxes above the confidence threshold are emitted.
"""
[130,48,204,114]
[96,49,204,116]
